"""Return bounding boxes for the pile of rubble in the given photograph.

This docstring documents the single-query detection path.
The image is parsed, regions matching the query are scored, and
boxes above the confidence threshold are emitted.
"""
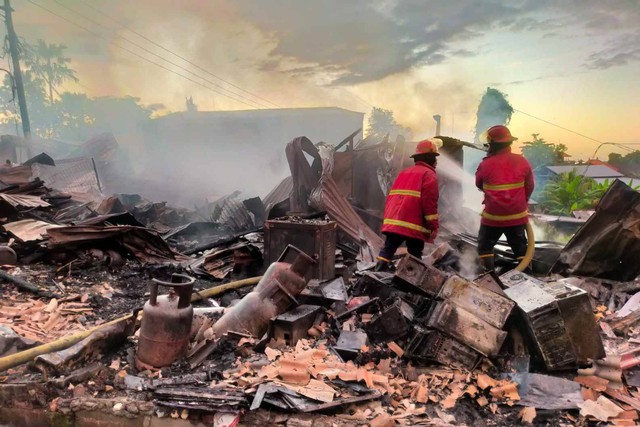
[1,133,640,427]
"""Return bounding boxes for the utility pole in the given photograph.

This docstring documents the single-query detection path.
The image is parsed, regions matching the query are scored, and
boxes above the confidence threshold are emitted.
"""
[2,0,30,139]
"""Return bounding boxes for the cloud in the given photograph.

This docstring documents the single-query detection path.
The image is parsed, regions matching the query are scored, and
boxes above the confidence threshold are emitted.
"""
[10,0,640,114]
[233,0,552,85]
[585,31,640,70]
[230,0,640,84]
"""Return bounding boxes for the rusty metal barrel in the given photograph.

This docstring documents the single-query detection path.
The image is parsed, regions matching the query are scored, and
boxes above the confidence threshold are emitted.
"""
[136,273,195,368]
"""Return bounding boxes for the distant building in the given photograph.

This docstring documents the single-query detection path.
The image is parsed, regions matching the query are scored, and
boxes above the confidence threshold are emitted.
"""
[135,107,364,205]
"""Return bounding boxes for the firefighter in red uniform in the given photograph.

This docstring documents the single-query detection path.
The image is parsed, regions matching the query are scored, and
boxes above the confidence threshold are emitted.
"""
[375,138,440,271]
[475,125,534,272]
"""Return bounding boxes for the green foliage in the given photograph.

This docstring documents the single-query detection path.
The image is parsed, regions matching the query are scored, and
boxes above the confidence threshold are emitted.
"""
[538,171,603,215]
[608,150,640,178]
[538,170,639,215]
[366,107,412,142]
[0,37,154,141]
[521,133,567,171]
[24,39,78,105]
[474,87,514,144]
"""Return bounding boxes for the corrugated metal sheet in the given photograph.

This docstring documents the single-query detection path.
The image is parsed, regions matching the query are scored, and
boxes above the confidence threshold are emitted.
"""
[552,180,640,281]
[0,165,33,185]
[0,193,50,208]
[263,176,293,216]
[308,145,383,263]
[547,165,622,178]
[3,219,66,242]
[31,157,99,194]
[208,192,255,232]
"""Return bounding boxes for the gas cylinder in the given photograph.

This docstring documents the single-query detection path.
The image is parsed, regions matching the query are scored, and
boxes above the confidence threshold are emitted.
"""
[211,245,315,339]
[136,273,195,368]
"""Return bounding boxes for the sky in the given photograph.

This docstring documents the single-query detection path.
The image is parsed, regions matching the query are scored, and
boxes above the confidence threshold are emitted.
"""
[6,0,640,160]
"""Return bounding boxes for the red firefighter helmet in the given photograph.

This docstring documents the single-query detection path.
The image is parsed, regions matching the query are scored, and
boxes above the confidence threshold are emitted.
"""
[411,138,441,158]
[485,125,518,143]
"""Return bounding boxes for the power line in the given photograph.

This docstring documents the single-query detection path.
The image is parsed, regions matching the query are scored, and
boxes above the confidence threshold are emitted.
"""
[47,0,273,109]
[77,0,282,109]
[343,89,374,110]
[515,109,604,145]
[516,108,640,154]
[24,0,266,109]
[75,0,384,114]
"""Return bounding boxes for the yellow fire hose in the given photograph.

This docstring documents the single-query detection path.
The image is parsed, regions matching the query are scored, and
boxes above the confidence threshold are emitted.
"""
[515,222,535,272]
[0,276,262,372]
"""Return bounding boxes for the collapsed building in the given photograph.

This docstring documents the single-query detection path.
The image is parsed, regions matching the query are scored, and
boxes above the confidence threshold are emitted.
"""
[0,129,639,427]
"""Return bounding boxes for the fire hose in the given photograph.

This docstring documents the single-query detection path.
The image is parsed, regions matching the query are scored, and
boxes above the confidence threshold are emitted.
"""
[515,222,535,272]
[0,276,262,372]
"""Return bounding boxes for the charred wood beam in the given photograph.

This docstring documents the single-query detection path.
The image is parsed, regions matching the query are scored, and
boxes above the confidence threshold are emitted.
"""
[335,128,362,152]
[609,309,640,335]
[183,227,262,256]
[0,269,59,298]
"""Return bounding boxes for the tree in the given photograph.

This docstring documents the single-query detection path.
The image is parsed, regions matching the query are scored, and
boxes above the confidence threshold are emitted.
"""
[608,150,640,178]
[366,107,412,142]
[0,37,154,141]
[23,40,78,105]
[521,133,567,171]
[185,96,197,112]
[474,87,514,144]
[53,93,154,141]
[0,70,52,137]
[554,143,569,162]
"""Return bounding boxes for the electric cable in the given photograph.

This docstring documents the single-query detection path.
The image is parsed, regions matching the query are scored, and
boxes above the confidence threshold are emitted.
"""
[77,0,282,109]
[24,0,268,109]
[48,0,272,108]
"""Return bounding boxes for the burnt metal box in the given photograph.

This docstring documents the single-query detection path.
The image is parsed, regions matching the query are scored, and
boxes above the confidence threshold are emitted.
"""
[438,275,515,329]
[270,304,323,346]
[504,281,577,371]
[405,327,480,370]
[474,272,507,296]
[365,298,410,344]
[299,277,348,307]
[335,330,369,360]
[352,272,395,299]
[393,254,448,296]
[543,281,606,365]
[500,269,546,289]
[426,301,507,357]
[401,295,433,321]
[264,219,337,280]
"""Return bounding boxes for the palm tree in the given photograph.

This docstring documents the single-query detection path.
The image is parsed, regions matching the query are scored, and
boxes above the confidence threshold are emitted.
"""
[24,40,78,105]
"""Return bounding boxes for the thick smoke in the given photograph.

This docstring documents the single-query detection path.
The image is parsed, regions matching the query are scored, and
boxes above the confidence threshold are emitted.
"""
[473,87,514,145]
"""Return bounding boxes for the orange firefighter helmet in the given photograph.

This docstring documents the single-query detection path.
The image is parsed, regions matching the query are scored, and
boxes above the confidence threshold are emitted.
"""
[485,125,518,144]
[411,138,441,157]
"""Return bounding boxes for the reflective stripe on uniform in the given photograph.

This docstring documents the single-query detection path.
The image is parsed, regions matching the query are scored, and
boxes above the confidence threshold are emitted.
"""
[377,256,391,262]
[483,181,525,191]
[383,218,429,233]
[481,210,529,221]
[389,189,421,198]
[424,214,439,221]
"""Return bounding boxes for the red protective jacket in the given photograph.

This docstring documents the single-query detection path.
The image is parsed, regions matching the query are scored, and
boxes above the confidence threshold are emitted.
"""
[381,162,439,242]
[475,147,534,227]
